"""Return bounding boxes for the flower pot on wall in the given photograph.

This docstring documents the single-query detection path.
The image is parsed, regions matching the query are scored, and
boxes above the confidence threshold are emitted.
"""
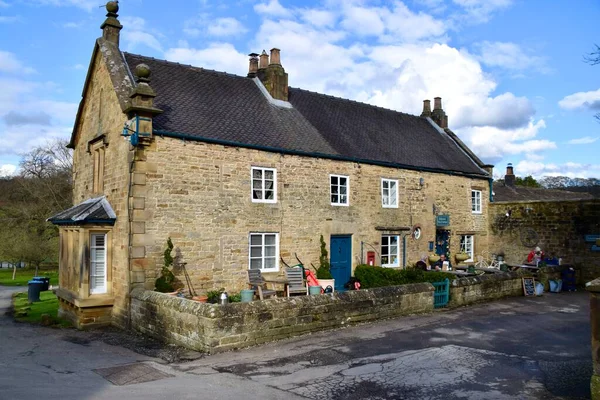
[455,253,469,263]
[192,295,208,303]
[428,255,440,264]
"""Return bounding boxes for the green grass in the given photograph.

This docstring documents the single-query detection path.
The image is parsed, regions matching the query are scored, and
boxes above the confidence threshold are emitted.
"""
[12,291,71,328]
[0,268,58,287]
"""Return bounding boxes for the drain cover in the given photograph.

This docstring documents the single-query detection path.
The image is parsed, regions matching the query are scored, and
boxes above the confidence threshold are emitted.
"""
[94,363,173,386]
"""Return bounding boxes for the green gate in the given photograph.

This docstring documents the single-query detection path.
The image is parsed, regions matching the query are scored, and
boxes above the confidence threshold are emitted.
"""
[433,278,450,308]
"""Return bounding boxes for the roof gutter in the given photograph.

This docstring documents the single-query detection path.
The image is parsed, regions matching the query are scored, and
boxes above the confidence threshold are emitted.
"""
[154,129,491,181]
[48,219,116,226]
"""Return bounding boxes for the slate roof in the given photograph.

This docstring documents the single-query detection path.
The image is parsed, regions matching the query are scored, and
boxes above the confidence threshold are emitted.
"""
[47,196,116,226]
[123,53,488,177]
[493,183,594,202]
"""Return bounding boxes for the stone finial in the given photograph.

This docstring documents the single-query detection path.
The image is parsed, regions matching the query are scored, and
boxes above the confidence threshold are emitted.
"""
[101,1,123,46]
[259,50,269,70]
[248,53,259,77]
[134,63,151,83]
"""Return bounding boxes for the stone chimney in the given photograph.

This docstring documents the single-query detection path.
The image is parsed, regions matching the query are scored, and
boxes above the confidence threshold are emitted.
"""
[100,1,122,46]
[505,163,515,188]
[256,48,289,101]
[247,53,259,78]
[420,100,431,117]
[430,97,448,129]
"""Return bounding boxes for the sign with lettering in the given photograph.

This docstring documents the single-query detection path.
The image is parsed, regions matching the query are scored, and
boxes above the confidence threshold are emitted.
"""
[522,277,536,296]
[436,215,450,226]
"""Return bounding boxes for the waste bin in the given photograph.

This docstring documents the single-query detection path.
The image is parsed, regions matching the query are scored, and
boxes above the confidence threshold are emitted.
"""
[28,280,44,302]
[32,276,50,291]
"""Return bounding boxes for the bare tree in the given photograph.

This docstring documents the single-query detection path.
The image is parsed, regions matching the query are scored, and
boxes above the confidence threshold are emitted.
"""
[584,44,600,123]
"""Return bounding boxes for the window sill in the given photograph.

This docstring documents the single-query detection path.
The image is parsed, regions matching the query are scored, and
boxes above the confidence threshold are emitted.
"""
[331,203,350,207]
[251,199,277,204]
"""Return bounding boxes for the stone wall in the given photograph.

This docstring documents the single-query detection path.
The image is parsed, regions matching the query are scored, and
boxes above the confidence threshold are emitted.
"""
[134,136,491,294]
[449,272,524,307]
[131,274,527,353]
[489,199,600,283]
[130,284,434,353]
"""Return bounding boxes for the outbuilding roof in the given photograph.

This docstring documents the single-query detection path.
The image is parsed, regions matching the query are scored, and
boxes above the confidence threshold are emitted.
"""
[47,196,116,226]
[122,53,489,178]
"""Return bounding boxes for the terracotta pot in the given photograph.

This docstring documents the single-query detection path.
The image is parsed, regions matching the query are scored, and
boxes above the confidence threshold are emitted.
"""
[192,295,208,303]
[428,255,440,264]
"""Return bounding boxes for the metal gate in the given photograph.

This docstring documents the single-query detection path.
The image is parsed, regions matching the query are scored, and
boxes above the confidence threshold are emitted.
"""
[433,278,450,308]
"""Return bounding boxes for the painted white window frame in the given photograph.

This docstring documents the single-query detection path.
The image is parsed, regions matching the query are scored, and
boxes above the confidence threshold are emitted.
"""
[381,235,400,267]
[460,235,475,262]
[251,167,277,203]
[381,178,398,208]
[330,174,349,206]
[471,190,482,214]
[90,233,107,295]
[248,233,279,272]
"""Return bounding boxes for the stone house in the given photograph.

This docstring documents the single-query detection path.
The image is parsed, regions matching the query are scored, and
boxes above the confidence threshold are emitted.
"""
[489,164,600,281]
[49,3,493,328]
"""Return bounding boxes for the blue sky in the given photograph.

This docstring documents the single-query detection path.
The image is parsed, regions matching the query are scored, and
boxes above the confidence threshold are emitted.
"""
[0,0,599,179]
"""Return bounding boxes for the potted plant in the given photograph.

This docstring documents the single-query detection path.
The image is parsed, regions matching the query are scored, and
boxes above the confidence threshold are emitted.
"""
[455,252,469,263]
[155,238,177,293]
[316,235,335,291]
[428,254,440,264]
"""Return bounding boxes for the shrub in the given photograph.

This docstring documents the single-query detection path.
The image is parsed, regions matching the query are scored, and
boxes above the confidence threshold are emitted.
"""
[206,288,224,304]
[229,293,242,303]
[155,238,176,293]
[316,235,333,279]
[354,264,454,289]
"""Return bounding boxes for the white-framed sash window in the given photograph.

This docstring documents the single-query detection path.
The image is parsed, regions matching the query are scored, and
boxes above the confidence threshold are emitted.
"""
[471,190,482,214]
[460,235,474,262]
[381,178,398,208]
[330,174,349,206]
[381,235,400,267]
[90,233,107,294]
[249,233,279,272]
[251,167,277,203]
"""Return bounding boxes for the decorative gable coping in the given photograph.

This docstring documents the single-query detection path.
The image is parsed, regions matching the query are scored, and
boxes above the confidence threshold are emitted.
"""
[252,77,293,109]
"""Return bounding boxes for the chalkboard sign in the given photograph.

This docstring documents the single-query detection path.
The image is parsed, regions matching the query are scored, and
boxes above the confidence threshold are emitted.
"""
[522,277,536,296]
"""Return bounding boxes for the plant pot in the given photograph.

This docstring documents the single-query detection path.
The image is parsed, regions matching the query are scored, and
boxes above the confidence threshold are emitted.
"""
[309,285,322,295]
[428,255,440,264]
[455,253,469,263]
[317,279,335,293]
[240,289,254,303]
[192,295,208,303]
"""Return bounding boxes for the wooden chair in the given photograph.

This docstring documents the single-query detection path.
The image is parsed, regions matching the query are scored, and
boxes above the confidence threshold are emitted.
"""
[284,267,308,297]
[247,269,277,300]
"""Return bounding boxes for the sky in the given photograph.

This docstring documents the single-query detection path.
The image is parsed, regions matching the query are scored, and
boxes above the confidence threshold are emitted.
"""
[0,0,599,180]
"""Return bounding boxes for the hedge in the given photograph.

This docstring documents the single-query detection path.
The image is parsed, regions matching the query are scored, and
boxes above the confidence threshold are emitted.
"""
[354,264,455,289]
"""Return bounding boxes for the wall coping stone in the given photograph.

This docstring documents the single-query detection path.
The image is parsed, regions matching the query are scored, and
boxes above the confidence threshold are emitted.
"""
[450,271,520,288]
[587,278,600,292]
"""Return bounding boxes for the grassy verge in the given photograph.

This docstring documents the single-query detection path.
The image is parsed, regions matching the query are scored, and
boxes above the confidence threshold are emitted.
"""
[12,291,72,328]
[0,268,58,287]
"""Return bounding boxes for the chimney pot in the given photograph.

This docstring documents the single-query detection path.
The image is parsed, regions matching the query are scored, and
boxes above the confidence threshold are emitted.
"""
[505,163,515,187]
[421,100,431,117]
[259,50,269,70]
[248,53,259,77]
[434,97,442,110]
[269,48,281,65]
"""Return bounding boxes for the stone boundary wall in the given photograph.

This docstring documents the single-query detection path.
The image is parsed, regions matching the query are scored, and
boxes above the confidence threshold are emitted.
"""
[130,284,434,353]
[586,278,600,400]
[130,274,527,353]
[449,272,524,307]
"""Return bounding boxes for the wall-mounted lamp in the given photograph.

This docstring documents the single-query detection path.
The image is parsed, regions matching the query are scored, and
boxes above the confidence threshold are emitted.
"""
[419,177,424,187]
[505,208,512,218]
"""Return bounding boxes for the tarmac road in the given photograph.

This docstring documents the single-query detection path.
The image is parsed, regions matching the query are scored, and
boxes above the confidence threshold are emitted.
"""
[0,285,591,400]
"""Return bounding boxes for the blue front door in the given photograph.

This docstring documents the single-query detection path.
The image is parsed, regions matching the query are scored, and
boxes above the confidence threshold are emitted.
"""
[330,235,352,291]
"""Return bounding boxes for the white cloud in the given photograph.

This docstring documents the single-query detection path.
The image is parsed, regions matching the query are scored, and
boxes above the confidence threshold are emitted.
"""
[452,0,513,24]
[457,119,551,163]
[474,41,548,73]
[254,0,293,18]
[515,160,600,179]
[567,136,599,145]
[559,88,600,111]
[63,21,84,28]
[0,164,17,177]
[207,18,248,37]
[30,0,97,12]
[299,9,337,27]
[164,43,248,76]
[0,51,36,74]
[453,92,534,129]
[120,17,163,53]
